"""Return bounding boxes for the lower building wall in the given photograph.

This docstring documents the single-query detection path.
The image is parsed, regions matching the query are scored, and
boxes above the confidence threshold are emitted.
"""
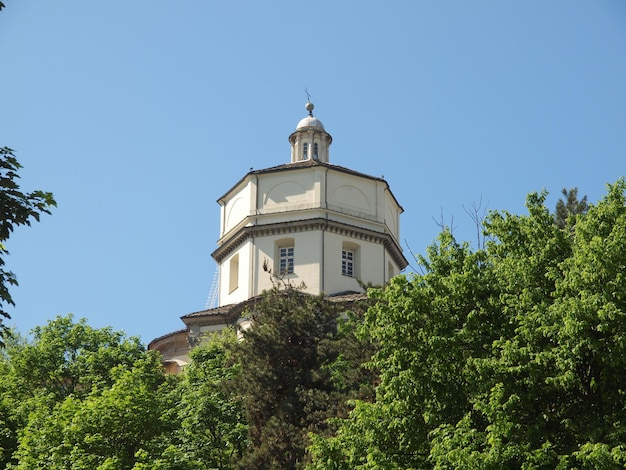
[217,224,401,306]
[219,241,252,306]
[148,330,190,374]
[322,232,386,293]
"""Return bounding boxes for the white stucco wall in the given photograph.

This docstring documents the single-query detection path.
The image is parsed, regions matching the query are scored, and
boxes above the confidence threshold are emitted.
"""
[215,164,405,306]
[250,231,323,296]
[222,228,401,302]
[322,232,386,293]
[221,180,253,236]
[219,240,252,305]
[219,167,401,242]
[327,172,378,222]
[258,169,320,215]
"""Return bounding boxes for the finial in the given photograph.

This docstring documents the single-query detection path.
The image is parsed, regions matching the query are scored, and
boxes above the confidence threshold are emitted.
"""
[305,88,314,116]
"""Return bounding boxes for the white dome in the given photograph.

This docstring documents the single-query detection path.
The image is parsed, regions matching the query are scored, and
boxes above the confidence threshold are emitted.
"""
[296,115,325,130]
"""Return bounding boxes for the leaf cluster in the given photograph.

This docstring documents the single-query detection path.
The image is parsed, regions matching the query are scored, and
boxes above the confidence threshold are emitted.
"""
[555,187,588,229]
[0,315,177,468]
[230,287,376,469]
[0,148,56,347]
[309,179,626,469]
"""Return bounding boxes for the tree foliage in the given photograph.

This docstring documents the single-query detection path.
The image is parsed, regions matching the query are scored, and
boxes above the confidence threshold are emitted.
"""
[2,179,624,468]
[232,286,374,469]
[170,329,248,469]
[0,294,373,468]
[0,147,56,347]
[13,354,179,469]
[309,179,626,469]
[555,186,588,229]
[0,315,177,468]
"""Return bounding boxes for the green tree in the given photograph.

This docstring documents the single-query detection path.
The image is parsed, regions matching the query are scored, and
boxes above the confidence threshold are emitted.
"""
[310,231,503,470]
[0,315,169,468]
[0,147,55,347]
[171,329,248,469]
[232,286,373,469]
[428,182,626,469]
[310,180,626,469]
[555,186,588,229]
[0,338,20,465]
[12,353,179,469]
[9,314,146,401]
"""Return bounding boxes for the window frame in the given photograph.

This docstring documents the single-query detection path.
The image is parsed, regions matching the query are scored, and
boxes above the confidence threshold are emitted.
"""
[342,249,355,277]
[341,241,360,278]
[276,239,296,276]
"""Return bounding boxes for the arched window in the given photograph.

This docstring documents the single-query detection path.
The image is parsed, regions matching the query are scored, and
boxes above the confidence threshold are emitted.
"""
[313,143,319,160]
[303,143,308,160]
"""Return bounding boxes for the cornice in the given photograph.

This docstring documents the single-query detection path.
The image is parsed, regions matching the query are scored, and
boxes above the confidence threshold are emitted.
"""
[211,217,408,270]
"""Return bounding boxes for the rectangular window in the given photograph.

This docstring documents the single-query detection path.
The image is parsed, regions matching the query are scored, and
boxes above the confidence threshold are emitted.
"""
[279,247,294,274]
[342,249,354,277]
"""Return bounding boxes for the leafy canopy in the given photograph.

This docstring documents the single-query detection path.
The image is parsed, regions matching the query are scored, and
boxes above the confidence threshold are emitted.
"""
[309,179,626,469]
[0,315,176,469]
[232,286,374,470]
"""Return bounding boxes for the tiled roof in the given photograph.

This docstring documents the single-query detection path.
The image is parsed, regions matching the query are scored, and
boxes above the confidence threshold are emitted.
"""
[182,304,236,319]
[181,290,370,323]
[252,160,385,182]
[325,290,369,303]
[147,328,188,349]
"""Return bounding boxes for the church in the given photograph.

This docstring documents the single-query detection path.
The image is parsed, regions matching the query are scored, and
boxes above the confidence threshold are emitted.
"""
[149,101,408,373]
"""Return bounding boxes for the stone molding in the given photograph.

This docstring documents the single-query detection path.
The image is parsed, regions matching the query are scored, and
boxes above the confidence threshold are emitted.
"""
[211,216,408,270]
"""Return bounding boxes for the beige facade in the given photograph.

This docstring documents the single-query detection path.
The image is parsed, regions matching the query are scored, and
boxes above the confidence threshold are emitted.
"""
[214,160,405,306]
[148,329,190,374]
[149,102,407,368]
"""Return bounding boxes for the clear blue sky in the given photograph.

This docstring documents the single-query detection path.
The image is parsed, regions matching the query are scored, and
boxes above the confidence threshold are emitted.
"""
[1,1,624,344]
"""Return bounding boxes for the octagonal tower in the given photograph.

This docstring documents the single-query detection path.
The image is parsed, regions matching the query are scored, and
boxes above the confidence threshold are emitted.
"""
[149,101,408,370]
[213,102,407,306]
